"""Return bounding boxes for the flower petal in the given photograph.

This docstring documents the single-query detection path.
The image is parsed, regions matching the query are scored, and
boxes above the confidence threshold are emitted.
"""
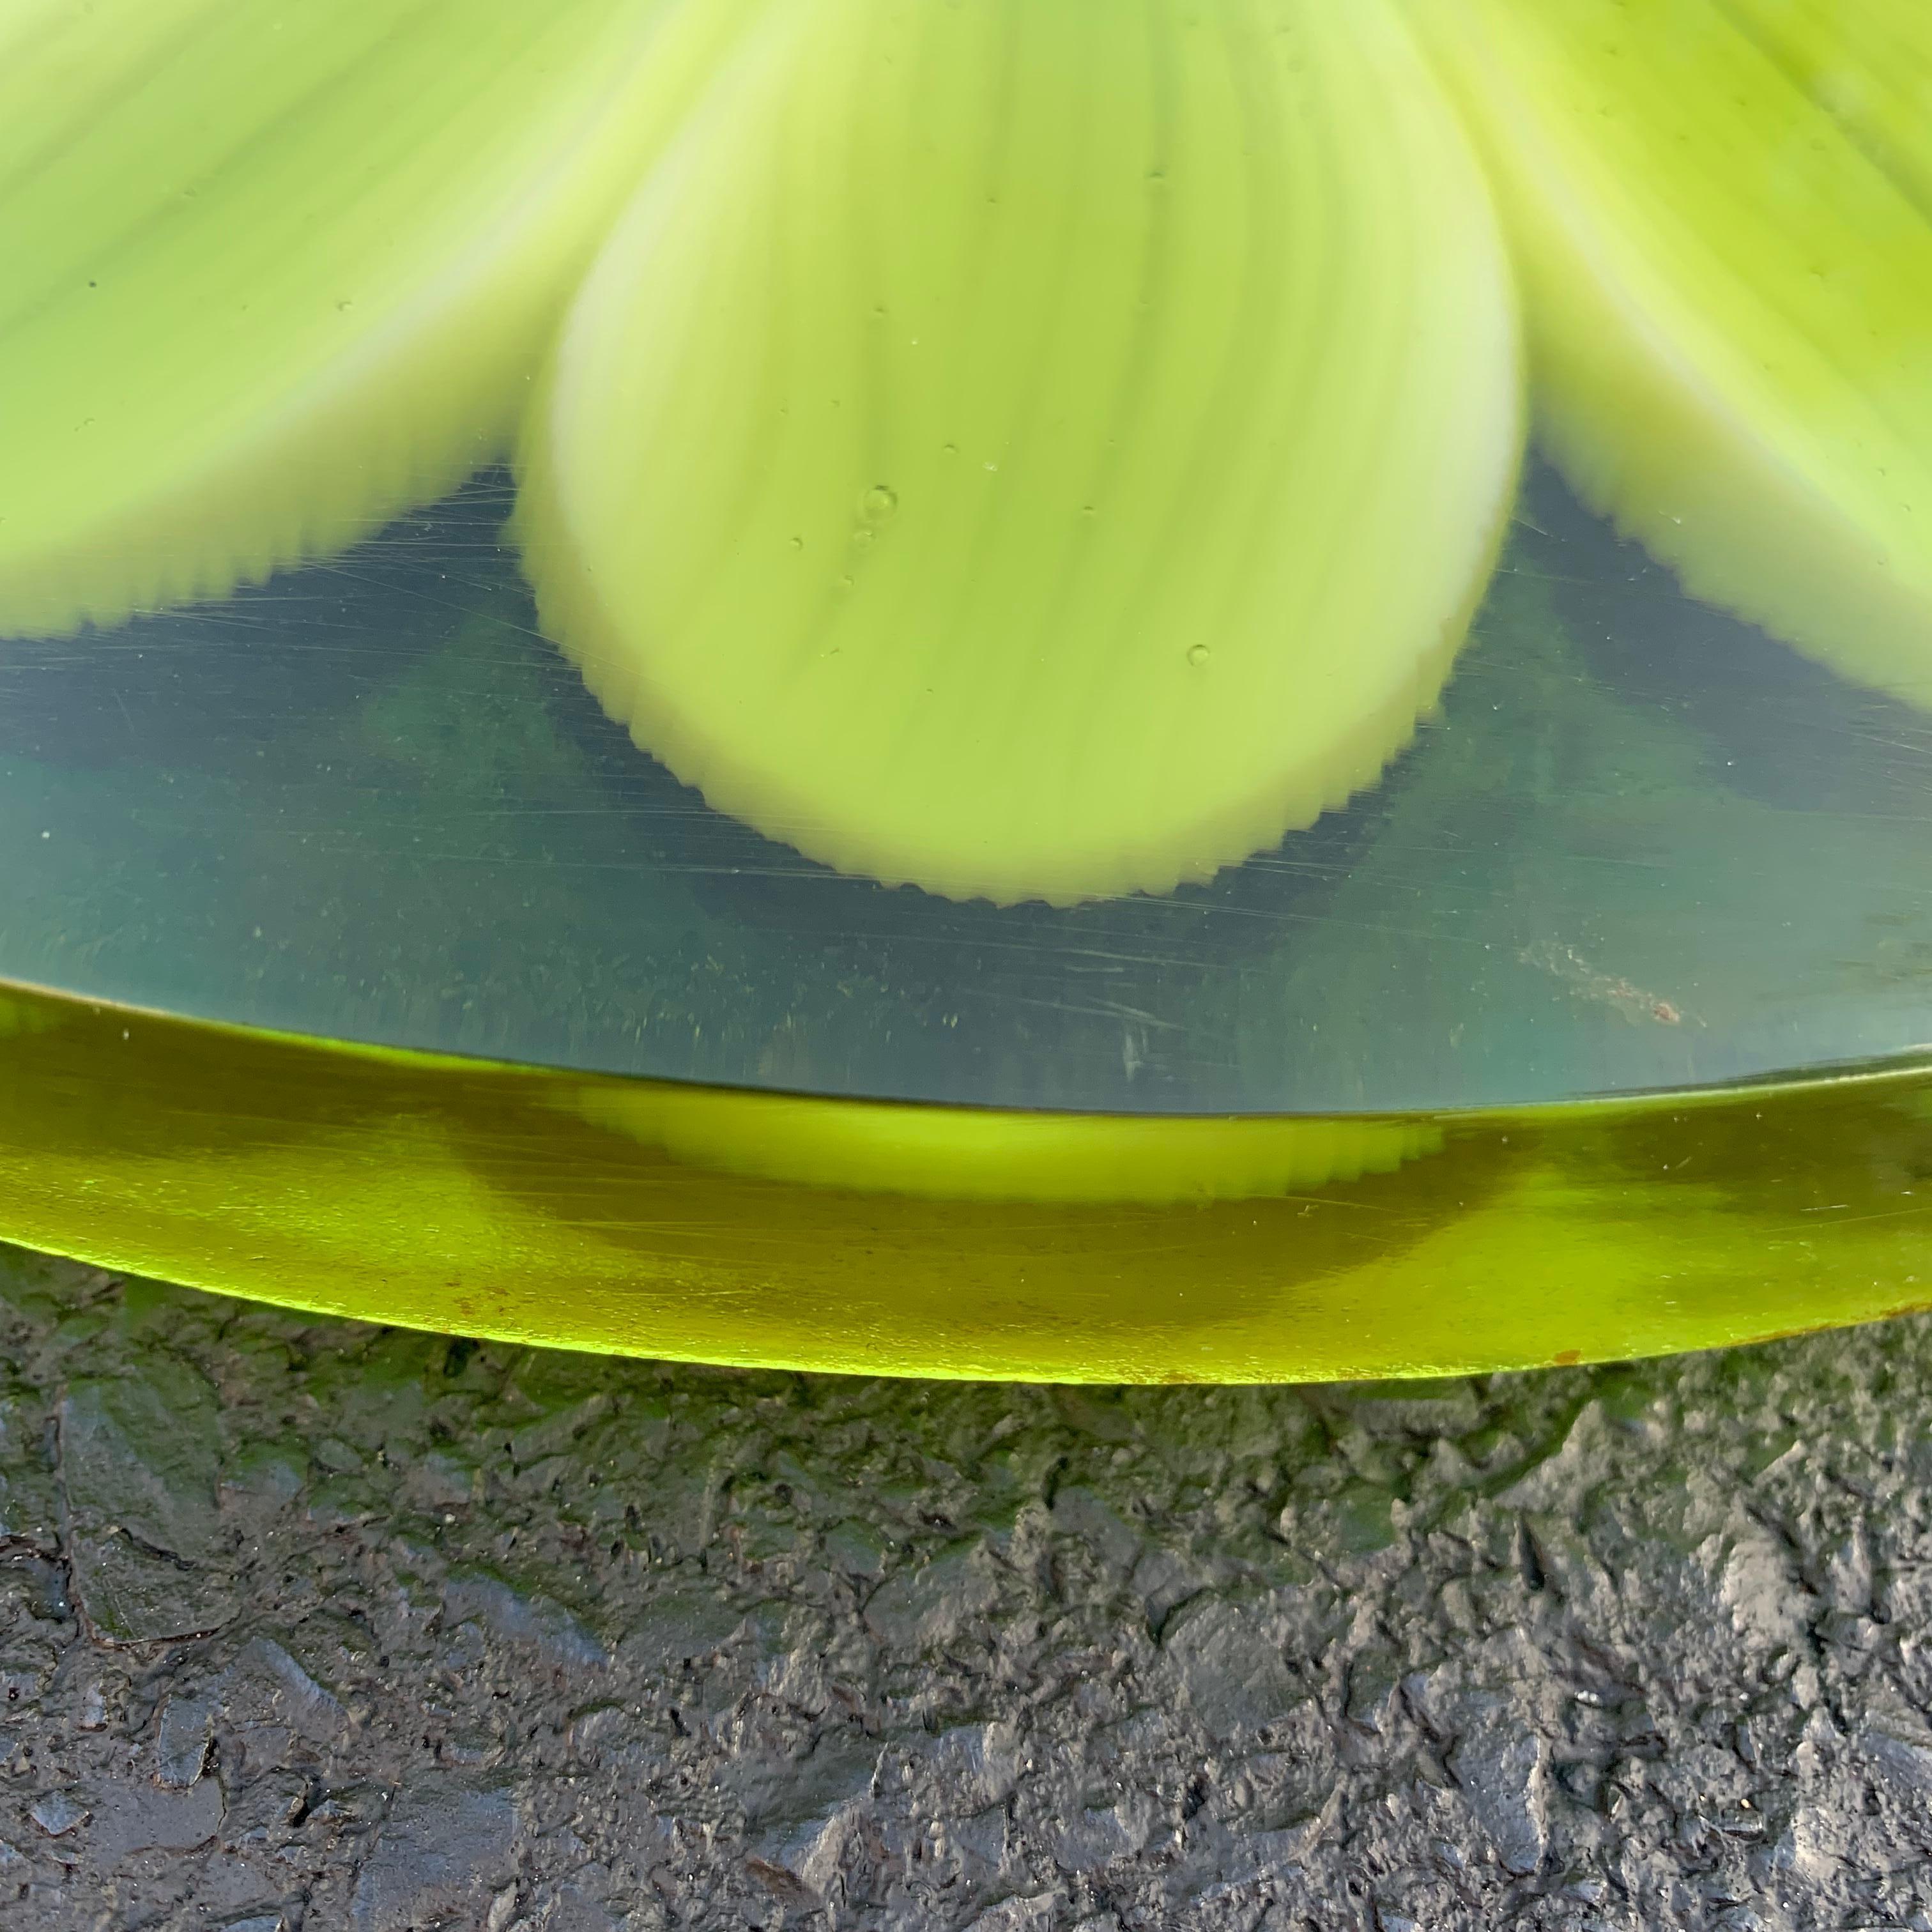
[1409,0,1932,705]
[518,0,1522,905]
[0,0,761,637]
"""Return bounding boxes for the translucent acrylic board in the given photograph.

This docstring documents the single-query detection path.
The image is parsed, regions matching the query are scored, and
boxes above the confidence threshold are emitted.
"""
[5,0,1932,1376]
[5,460,1929,1116]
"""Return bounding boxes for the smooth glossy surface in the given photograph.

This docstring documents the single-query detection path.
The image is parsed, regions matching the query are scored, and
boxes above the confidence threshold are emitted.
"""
[6,463,1932,1115]
[9,1,1932,1376]
[4,976,1931,1381]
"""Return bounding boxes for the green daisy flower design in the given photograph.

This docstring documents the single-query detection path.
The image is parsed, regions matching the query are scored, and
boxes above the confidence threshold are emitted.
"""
[4,0,1928,905]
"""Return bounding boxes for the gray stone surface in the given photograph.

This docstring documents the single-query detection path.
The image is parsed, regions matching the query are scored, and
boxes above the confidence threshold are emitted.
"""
[0,1239,1929,1927]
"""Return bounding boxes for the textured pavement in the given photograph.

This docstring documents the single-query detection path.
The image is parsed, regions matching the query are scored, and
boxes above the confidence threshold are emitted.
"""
[2,1241,1929,1929]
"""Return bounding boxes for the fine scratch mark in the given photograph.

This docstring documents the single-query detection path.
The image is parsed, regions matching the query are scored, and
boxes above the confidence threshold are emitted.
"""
[1521,940,1692,1027]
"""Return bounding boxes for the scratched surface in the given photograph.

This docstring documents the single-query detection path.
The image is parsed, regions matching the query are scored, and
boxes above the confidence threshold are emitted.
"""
[3,1244,1931,1929]
[4,464,1932,1113]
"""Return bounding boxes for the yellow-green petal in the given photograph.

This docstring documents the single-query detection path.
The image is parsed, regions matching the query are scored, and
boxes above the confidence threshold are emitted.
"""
[1409,0,1932,707]
[1715,0,1932,204]
[0,0,760,638]
[560,1081,1443,1206]
[518,0,1522,906]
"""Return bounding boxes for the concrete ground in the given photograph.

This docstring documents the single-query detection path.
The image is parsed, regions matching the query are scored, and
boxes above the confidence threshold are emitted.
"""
[0,1241,1927,1929]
